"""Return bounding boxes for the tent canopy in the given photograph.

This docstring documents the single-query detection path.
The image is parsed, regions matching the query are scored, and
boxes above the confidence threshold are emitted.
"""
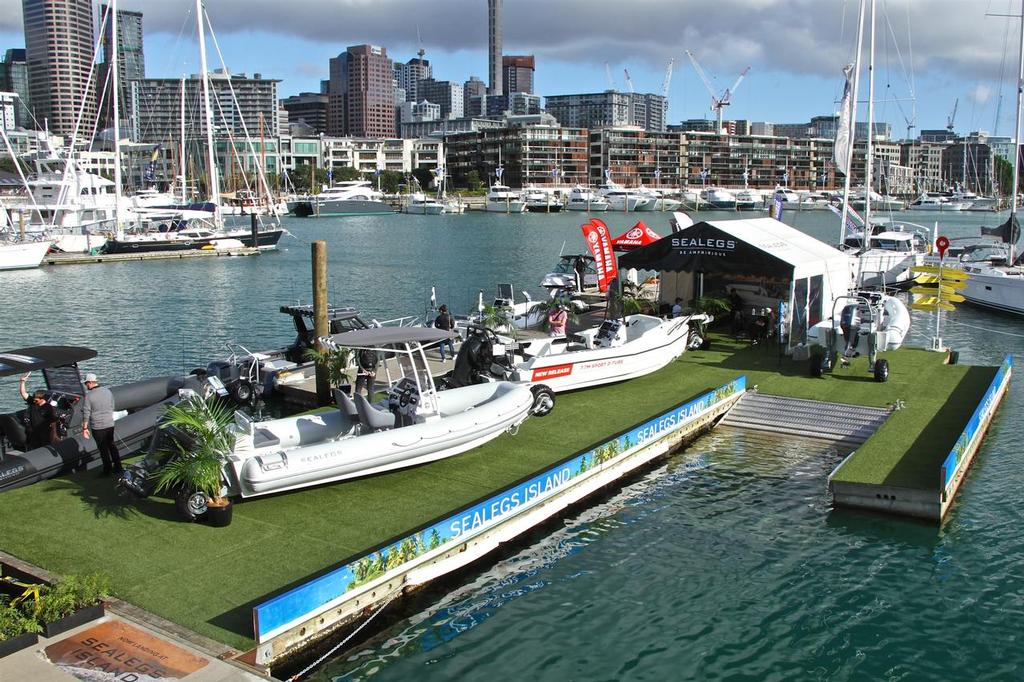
[619,217,852,283]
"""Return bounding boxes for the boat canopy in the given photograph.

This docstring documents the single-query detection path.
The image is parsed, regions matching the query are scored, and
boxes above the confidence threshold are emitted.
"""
[279,304,362,322]
[0,346,97,378]
[325,327,455,349]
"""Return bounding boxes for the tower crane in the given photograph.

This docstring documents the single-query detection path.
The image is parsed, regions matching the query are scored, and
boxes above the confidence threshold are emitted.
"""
[623,68,634,93]
[685,50,750,133]
[661,58,674,126]
[604,62,616,90]
[946,98,958,134]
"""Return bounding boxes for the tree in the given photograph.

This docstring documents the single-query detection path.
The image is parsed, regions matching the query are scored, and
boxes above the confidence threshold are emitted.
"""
[292,166,329,194]
[995,155,1015,198]
[0,155,26,176]
[412,166,435,191]
[377,170,404,194]
[466,169,483,191]
[335,166,361,182]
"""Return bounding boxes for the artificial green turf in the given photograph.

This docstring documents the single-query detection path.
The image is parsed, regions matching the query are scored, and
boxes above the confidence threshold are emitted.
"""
[0,336,997,650]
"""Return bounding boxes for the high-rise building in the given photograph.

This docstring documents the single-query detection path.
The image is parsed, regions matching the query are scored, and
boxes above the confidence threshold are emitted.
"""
[417,78,464,119]
[282,92,329,134]
[545,91,667,132]
[463,76,487,116]
[327,52,349,136]
[0,92,16,130]
[0,49,30,127]
[345,44,395,138]
[394,56,431,102]
[100,4,144,82]
[502,55,534,94]
[22,0,98,138]
[487,0,502,95]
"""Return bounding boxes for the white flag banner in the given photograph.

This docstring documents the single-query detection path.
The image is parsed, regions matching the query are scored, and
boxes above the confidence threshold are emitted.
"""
[833,63,854,174]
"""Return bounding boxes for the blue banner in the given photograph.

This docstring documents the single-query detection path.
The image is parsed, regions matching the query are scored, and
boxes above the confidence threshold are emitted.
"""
[941,355,1012,492]
[253,376,746,641]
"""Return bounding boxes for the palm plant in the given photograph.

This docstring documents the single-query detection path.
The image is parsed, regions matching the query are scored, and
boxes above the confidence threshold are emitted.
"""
[305,345,354,387]
[150,395,235,507]
[620,281,657,316]
[478,304,516,336]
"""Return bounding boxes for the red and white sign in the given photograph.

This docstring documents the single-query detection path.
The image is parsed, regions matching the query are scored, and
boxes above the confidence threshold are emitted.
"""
[611,221,662,251]
[531,363,574,381]
[581,218,619,292]
[936,235,950,259]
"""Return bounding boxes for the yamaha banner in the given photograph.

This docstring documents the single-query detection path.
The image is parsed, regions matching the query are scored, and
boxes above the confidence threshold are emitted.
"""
[581,218,619,292]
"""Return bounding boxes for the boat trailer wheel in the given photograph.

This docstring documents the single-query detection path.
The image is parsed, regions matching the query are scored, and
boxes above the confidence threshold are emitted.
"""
[874,358,889,383]
[176,488,209,522]
[530,385,556,417]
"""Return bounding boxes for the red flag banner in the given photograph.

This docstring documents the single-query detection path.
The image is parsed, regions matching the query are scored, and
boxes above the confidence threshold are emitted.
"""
[582,218,619,292]
[611,220,662,251]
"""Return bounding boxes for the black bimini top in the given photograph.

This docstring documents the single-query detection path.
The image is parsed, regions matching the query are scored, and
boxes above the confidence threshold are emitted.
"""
[326,327,455,348]
[0,346,98,378]
[280,304,362,322]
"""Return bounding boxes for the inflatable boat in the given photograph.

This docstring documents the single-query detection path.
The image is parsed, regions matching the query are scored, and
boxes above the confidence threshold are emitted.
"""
[806,292,910,382]
[0,346,201,492]
[443,313,711,414]
[189,328,533,499]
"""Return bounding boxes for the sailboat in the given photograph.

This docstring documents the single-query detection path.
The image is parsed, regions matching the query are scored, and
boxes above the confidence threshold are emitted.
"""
[834,0,924,289]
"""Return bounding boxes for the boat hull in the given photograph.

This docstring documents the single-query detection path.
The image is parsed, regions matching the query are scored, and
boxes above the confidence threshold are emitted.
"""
[0,241,49,270]
[102,229,284,254]
[485,200,526,213]
[292,199,393,217]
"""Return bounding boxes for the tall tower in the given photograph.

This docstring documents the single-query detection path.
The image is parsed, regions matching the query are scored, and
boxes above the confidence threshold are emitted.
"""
[22,0,97,137]
[487,0,502,96]
[346,44,395,138]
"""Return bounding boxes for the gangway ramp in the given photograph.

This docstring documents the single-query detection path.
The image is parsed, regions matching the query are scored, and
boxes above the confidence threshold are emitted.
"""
[718,392,891,448]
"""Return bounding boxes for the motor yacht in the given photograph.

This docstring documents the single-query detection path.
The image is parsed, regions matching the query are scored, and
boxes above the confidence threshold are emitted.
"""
[524,188,564,213]
[908,192,969,211]
[403,192,445,215]
[842,221,928,287]
[598,183,652,212]
[565,186,610,212]
[485,183,526,213]
[291,181,393,217]
[734,190,761,211]
[699,187,738,210]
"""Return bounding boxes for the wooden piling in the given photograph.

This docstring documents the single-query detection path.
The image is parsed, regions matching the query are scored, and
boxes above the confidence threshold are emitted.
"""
[312,241,330,406]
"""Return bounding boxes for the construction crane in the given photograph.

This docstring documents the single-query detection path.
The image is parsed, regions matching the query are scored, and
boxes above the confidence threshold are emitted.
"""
[685,50,750,133]
[604,62,616,90]
[661,58,674,126]
[946,98,959,134]
[623,68,634,93]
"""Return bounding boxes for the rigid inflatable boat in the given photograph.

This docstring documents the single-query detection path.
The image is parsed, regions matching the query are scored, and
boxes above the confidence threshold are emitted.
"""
[0,346,201,491]
[806,292,910,382]
[209,328,534,499]
[444,313,711,414]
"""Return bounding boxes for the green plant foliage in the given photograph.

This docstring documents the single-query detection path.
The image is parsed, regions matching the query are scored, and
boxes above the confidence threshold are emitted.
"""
[0,597,42,640]
[150,396,236,503]
[465,169,483,191]
[305,346,354,387]
[24,573,109,625]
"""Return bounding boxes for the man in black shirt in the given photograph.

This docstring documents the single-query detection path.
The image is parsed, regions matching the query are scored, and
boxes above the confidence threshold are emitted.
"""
[19,373,57,449]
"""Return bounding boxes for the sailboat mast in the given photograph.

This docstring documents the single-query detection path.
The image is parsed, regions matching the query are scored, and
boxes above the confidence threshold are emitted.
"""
[180,76,187,203]
[1012,0,1024,265]
[839,0,867,246]
[863,0,876,235]
[196,0,219,217]
[110,0,123,236]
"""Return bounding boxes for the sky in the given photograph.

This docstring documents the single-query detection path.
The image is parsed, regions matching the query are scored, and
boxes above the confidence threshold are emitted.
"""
[0,0,1018,138]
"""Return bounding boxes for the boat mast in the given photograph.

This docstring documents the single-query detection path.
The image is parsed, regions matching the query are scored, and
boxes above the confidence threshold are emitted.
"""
[839,0,867,247]
[195,0,220,221]
[180,76,187,203]
[863,0,876,242]
[111,0,124,238]
[1011,0,1024,265]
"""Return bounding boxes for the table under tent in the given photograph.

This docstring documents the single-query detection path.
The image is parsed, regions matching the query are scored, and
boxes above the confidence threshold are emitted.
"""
[619,216,855,351]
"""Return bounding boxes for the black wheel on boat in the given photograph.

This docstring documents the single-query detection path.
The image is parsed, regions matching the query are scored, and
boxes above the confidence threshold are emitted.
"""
[699,338,712,351]
[874,359,890,383]
[530,385,556,417]
[810,352,824,378]
[175,487,208,522]
[232,381,254,405]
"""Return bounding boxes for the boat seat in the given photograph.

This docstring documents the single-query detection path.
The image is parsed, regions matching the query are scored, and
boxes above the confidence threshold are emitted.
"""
[334,389,360,424]
[0,413,27,452]
[253,428,281,448]
[354,394,395,432]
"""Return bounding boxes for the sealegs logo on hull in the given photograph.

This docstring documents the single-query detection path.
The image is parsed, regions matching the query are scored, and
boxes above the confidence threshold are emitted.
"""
[671,237,736,250]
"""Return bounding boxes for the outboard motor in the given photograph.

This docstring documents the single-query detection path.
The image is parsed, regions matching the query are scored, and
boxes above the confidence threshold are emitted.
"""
[838,304,862,358]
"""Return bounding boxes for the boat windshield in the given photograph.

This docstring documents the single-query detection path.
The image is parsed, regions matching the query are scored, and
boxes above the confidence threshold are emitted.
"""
[552,257,596,275]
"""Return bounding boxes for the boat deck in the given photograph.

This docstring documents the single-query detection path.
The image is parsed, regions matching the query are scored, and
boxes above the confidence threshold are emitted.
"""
[0,334,1003,663]
[42,248,260,266]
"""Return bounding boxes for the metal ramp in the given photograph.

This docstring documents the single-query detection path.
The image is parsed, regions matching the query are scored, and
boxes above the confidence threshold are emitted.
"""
[718,392,891,448]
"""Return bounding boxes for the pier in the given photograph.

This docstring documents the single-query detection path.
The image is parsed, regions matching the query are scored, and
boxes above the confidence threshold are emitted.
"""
[0,334,1007,678]
[41,247,261,266]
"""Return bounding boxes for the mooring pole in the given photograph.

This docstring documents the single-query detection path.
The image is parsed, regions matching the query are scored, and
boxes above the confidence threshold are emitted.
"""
[250,212,258,250]
[312,241,330,406]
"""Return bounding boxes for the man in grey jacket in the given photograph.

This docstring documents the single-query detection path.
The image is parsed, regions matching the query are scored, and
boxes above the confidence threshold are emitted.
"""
[82,373,121,474]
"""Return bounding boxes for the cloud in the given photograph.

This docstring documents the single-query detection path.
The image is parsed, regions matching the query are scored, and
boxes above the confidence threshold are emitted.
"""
[968,83,994,105]
[0,0,1007,82]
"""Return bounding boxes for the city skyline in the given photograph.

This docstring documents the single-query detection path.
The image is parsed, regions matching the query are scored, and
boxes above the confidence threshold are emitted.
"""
[0,0,1015,138]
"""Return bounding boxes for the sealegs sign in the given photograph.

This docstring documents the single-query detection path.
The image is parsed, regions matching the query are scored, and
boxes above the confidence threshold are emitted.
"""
[671,236,737,256]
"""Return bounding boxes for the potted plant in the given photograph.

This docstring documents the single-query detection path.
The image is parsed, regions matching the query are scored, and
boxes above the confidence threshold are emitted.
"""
[305,345,354,393]
[23,573,108,639]
[685,294,731,350]
[0,597,41,657]
[151,395,236,526]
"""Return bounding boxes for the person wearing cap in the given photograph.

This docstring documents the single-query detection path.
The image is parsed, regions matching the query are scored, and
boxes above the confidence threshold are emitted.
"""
[547,303,568,337]
[81,373,121,474]
[18,372,58,449]
[434,304,456,362]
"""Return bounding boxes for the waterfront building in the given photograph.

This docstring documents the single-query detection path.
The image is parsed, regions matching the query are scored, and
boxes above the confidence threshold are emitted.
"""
[400,116,502,140]
[0,49,30,127]
[282,92,328,134]
[1,127,62,156]
[278,135,442,178]
[900,141,944,193]
[502,55,534,95]
[589,127,683,187]
[127,70,279,144]
[417,78,464,119]
[680,131,837,190]
[545,91,667,132]
[399,100,441,125]
[394,56,431,102]
[0,92,15,130]
[920,129,957,144]
[445,124,588,188]
[487,0,502,96]
[468,92,541,118]
[22,0,98,139]
[345,44,395,138]
[941,141,995,194]
[463,76,486,118]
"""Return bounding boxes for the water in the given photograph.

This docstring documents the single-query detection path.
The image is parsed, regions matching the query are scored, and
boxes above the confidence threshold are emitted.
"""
[2,208,1022,679]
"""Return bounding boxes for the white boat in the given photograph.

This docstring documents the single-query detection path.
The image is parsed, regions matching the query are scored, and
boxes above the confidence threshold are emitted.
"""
[929,236,1024,316]
[598,183,652,212]
[216,328,535,498]
[807,291,910,382]
[953,189,998,212]
[773,187,803,208]
[539,254,599,291]
[841,220,928,288]
[908,192,969,211]
[699,187,738,210]
[485,183,526,213]
[565,186,610,212]
[524,188,564,213]
[0,239,50,270]
[640,187,682,211]
[403,192,445,215]
[444,314,709,409]
[292,181,393,217]
[442,194,466,214]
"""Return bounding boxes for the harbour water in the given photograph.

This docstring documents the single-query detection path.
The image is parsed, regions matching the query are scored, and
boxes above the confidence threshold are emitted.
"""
[1,208,1022,679]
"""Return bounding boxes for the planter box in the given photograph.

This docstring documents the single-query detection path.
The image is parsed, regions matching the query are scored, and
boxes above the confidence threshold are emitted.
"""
[0,631,39,658]
[42,603,104,638]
